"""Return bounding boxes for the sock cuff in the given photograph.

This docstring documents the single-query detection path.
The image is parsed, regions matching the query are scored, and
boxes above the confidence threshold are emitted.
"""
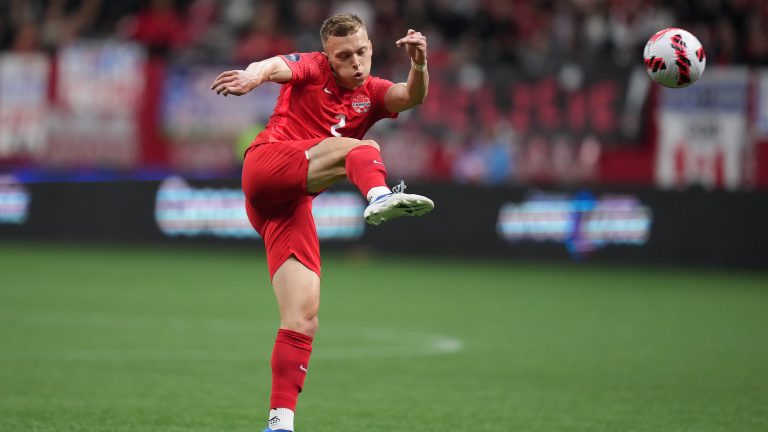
[345,144,381,159]
[276,328,314,352]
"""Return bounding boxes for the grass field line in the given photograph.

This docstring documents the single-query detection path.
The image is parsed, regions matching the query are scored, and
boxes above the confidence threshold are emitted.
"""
[314,327,464,359]
[3,311,464,361]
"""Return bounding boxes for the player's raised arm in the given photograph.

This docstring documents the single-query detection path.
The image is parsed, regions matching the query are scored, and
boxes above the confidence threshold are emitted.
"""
[385,29,429,113]
[210,56,293,97]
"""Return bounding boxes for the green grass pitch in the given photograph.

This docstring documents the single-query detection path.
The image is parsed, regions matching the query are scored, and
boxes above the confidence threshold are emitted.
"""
[1,241,767,431]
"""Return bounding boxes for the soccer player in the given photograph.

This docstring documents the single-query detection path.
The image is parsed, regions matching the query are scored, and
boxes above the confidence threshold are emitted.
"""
[210,13,433,432]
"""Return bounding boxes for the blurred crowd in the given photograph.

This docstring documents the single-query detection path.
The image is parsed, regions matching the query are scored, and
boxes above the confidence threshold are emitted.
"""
[1,0,766,184]
[2,0,766,66]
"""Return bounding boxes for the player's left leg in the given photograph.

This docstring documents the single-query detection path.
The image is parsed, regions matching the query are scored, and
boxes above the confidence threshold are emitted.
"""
[306,137,434,225]
[263,257,319,432]
[243,145,322,432]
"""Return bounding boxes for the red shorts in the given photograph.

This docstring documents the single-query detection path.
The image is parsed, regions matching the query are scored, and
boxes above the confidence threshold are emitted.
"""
[242,139,325,279]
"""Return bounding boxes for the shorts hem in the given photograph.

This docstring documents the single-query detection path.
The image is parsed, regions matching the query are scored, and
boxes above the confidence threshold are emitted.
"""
[269,249,321,280]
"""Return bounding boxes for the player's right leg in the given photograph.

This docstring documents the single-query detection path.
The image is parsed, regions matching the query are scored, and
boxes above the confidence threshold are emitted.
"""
[306,137,434,225]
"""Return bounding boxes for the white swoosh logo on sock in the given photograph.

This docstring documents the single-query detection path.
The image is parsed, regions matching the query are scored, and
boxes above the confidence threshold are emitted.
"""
[299,364,308,373]
[373,160,383,165]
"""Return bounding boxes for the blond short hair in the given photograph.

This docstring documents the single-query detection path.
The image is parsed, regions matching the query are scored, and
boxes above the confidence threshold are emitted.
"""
[319,13,365,46]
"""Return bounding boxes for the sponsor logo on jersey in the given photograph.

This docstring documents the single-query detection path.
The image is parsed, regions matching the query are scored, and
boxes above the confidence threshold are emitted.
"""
[351,94,371,113]
[285,53,301,62]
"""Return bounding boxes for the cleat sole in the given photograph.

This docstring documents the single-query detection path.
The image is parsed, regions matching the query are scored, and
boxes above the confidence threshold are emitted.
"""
[364,196,434,226]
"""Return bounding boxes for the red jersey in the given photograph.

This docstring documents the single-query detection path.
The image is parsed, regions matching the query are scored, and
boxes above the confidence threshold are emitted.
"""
[253,52,398,144]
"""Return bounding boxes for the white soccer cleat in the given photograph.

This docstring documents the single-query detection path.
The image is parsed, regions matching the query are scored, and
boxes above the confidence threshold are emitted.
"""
[363,181,434,226]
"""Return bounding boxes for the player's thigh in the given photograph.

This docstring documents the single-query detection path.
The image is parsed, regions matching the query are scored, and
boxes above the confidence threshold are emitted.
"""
[242,143,308,205]
[306,137,379,193]
[245,196,321,279]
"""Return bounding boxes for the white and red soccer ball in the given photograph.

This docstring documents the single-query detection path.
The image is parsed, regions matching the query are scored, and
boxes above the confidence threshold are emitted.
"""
[643,28,706,88]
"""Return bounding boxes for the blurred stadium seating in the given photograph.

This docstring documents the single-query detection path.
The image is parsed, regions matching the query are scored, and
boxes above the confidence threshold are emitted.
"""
[2,0,767,186]
[1,0,767,267]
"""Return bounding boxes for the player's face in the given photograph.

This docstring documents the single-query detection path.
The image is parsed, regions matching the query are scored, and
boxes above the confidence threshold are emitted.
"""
[324,28,373,89]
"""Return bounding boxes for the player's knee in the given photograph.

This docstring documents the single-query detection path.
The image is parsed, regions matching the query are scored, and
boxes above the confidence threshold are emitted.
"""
[282,315,318,337]
[303,316,319,337]
[359,139,380,151]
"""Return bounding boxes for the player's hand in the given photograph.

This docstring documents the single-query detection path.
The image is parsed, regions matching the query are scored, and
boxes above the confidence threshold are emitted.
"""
[395,29,427,66]
[210,70,261,97]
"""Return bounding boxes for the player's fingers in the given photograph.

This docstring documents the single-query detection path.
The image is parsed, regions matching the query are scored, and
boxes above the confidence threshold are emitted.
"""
[216,81,239,94]
[396,36,419,46]
[405,37,426,47]
[396,30,425,46]
[397,37,426,47]
[224,84,247,96]
[211,71,236,88]
[211,77,237,91]
[211,76,237,90]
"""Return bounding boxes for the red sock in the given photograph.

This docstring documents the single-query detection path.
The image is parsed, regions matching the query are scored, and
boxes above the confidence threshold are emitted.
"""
[270,329,313,410]
[345,145,388,197]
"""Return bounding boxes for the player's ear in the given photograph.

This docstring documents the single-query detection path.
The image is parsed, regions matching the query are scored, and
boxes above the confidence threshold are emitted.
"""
[323,51,335,72]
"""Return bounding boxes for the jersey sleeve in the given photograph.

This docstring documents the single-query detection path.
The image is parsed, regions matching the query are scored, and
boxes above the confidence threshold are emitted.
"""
[279,52,325,85]
[368,76,399,120]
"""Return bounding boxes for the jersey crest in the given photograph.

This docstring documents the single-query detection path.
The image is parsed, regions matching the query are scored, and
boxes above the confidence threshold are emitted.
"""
[351,94,372,114]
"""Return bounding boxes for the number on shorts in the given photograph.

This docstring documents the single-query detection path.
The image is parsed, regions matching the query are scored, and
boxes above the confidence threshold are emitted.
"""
[330,114,346,137]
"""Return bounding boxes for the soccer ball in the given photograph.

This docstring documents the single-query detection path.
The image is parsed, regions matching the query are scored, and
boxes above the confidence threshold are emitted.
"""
[643,28,706,88]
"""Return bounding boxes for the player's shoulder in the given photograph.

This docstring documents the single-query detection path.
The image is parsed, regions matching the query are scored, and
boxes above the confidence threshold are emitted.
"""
[365,73,389,83]
[282,52,329,82]
[282,51,325,63]
[282,52,328,70]
[363,75,397,95]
